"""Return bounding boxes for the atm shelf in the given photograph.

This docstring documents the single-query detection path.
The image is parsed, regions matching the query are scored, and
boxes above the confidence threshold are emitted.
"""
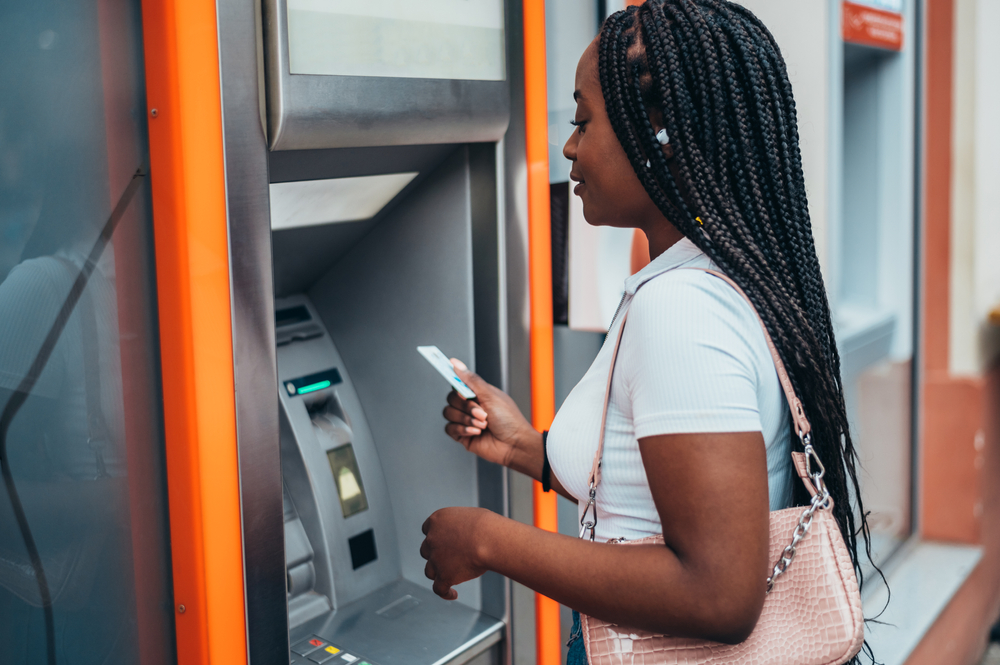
[290,579,505,665]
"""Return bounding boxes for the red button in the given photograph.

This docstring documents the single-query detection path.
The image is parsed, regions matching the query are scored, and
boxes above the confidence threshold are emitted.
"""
[309,639,325,647]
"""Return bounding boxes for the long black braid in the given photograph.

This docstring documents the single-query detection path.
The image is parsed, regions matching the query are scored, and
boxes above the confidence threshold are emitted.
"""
[598,3,877,660]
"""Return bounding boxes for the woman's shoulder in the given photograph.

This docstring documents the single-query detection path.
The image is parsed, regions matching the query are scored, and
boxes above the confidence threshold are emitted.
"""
[630,266,757,329]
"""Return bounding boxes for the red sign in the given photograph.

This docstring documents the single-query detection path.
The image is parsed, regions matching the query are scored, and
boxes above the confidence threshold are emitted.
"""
[843,1,904,51]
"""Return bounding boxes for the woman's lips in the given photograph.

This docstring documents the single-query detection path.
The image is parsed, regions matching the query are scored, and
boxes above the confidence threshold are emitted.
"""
[573,182,585,196]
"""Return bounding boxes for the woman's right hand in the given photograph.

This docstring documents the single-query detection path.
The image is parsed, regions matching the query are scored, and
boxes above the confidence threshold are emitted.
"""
[442,359,538,470]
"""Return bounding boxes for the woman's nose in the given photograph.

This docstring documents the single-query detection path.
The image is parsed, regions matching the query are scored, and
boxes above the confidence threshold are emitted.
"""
[563,133,577,162]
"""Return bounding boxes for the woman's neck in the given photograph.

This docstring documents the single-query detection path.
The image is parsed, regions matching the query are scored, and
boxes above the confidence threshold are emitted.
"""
[643,219,686,261]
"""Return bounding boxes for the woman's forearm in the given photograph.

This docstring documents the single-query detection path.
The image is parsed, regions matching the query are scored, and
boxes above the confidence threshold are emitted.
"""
[506,429,576,502]
[475,512,762,644]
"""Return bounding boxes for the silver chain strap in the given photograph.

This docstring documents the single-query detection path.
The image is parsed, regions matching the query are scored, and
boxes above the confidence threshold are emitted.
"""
[765,434,832,593]
[580,484,598,540]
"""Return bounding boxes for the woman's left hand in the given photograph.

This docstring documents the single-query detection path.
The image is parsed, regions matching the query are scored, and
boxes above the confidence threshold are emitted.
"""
[420,507,495,600]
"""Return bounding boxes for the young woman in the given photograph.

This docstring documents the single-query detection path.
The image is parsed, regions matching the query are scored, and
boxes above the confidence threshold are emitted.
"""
[419,1,870,661]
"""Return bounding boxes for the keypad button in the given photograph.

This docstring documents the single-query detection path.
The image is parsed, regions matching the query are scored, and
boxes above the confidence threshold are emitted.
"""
[292,637,327,656]
[307,645,341,663]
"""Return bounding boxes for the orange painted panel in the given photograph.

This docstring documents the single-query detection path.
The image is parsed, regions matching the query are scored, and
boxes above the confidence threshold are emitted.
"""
[905,366,1000,665]
[630,230,651,275]
[922,0,954,375]
[842,2,904,51]
[921,375,984,544]
[523,0,560,664]
[139,0,248,663]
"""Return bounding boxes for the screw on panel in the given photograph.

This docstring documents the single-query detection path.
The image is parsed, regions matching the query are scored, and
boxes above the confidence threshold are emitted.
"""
[177,604,186,613]
[150,108,159,117]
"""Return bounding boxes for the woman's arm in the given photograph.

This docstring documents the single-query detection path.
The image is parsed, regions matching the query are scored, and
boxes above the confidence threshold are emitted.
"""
[421,430,771,644]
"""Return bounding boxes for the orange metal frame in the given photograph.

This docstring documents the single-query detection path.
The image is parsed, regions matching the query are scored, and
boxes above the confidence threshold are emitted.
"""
[140,0,248,663]
[522,1,560,664]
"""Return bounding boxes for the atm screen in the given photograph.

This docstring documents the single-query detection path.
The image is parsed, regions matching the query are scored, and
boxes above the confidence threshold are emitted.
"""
[327,444,369,518]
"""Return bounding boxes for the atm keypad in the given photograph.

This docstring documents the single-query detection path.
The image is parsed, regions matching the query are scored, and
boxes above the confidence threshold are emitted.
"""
[291,636,375,665]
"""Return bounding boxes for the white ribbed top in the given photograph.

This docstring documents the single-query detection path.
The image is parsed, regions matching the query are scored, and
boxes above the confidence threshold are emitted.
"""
[547,238,792,542]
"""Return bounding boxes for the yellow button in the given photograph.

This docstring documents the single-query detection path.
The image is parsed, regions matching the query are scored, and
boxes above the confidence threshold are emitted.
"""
[324,646,340,655]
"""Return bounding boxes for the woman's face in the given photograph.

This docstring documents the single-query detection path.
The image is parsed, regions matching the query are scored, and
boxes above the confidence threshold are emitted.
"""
[562,40,664,229]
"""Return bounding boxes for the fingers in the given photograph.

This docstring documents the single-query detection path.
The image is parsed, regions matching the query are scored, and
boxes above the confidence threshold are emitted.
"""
[424,561,434,580]
[443,405,487,430]
[446,390,488,420]
[450,359,490,398]
[432,579,457,601]
[446,391,489,430]
[445,423,477,443]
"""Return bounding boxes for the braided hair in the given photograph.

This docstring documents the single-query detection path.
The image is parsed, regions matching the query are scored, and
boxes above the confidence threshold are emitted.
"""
[598,1,876,653]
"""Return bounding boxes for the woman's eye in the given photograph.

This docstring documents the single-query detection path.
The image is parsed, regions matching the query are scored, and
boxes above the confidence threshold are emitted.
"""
[569,120,586,133]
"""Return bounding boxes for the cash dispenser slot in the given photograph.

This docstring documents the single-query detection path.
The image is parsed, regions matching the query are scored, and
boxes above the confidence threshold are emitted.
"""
[276,296,503,665]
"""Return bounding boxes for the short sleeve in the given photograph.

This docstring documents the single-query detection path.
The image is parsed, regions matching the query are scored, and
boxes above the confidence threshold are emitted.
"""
[622,271,764,439]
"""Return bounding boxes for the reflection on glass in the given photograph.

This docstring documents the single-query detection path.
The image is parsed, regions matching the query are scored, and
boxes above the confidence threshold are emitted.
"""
[0,0,174,662]
[327,444,368,518]
[840,38,916,575]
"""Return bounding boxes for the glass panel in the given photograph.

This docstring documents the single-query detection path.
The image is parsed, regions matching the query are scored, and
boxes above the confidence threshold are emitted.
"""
[286,0,506,80]
[840,38,916,572]
[0,0,175,662]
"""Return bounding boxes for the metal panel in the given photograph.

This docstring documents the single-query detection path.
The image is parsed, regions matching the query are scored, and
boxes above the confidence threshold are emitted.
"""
[292,579,504,665]
[262,0,511,150]
[307,148,483,608]
[268,144,459,297]
[500,0,536,663]
[276,294,403,608]
[468,142,510,624]
[215,0,287,662]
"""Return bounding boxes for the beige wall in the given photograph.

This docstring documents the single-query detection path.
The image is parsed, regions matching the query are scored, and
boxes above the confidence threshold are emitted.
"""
[735,0,832,271]
[950,0,1000,375]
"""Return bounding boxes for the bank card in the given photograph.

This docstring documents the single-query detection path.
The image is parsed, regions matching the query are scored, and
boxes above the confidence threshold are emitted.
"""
[417,346,476,399]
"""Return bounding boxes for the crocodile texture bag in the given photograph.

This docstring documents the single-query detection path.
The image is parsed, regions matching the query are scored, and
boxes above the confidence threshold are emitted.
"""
[579,269,864,665]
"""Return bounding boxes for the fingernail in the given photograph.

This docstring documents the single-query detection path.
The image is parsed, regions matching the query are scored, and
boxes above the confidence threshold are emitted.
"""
[466,426,481,435]
[472,419,487,429]
[472,407,487,420]
[451,358,468,371]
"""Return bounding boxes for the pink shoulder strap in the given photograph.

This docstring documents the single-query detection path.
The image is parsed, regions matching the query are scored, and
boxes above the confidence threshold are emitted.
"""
[586,268,812,492]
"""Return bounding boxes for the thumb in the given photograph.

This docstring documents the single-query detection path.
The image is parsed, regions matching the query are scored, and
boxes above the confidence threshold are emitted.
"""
[450,358,488,393]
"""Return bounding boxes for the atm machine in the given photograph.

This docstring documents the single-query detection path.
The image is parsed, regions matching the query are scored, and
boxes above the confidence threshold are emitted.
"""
[221,0,514,663]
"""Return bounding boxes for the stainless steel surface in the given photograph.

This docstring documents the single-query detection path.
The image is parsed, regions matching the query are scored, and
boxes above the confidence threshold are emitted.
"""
[216,0,287,660]
[307,148,483,607]
[269,144,458,296]
[276,294,403,610]
[499,0,534,663]
[468,142,510,624]
[262,0,510,150]
[293,579,504,665]
[270,144,509,661]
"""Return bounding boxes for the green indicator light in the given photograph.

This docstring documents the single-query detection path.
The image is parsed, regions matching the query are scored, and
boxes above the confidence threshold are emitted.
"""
[297,380,331,395]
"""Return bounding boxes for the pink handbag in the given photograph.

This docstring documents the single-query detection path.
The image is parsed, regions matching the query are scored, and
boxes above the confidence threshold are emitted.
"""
[580,269,864,665]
